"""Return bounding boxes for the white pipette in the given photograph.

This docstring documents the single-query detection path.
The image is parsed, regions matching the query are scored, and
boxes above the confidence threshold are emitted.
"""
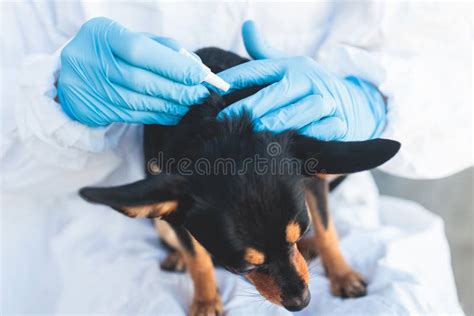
[179,48,230,92]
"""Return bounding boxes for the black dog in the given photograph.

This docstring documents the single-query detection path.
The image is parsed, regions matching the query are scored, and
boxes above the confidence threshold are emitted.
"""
[80,48,400,315]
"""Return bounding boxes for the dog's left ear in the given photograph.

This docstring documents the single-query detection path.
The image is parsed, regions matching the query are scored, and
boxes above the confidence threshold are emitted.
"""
[291,134,401,175]
[79,173,191,221]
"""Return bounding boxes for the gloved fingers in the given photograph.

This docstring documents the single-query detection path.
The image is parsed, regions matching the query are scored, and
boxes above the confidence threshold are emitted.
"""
[108,83,190,117]
[218,59,284,91]
[109,57,209,106]
[298,116,347,141]
[219,76,311,119]
[140,33,182,52]
[106,20,207,85]
[242,20,287,60]
[66,96,183,126]
[144,35,204,64]
[256,95,336,132]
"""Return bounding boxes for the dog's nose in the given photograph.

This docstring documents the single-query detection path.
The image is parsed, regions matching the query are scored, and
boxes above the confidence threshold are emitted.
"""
[282,288,311,311]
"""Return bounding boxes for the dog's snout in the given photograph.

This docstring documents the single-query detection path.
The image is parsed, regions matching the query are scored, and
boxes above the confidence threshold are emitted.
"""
[282,288,311,311]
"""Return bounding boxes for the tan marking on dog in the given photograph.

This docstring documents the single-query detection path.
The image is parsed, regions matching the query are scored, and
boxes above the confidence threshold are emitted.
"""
[153,222,221,314]
[305,189,347,272]
[286,222,301,244]
[244,248,265,265]
[246,270,282,305]
[305,185,367,297]
[292,245,310,285]
[123,200,178,218]
[182,235,223,314]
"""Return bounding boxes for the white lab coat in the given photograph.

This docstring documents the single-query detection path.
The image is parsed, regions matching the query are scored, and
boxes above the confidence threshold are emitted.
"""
[1,1,471,315]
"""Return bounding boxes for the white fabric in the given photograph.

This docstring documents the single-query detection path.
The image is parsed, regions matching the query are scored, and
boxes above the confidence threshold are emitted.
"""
[1,1,470,315]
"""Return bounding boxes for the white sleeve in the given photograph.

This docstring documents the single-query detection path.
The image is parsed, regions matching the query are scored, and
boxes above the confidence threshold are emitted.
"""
[1,2,133,195]
[317,2,472,179]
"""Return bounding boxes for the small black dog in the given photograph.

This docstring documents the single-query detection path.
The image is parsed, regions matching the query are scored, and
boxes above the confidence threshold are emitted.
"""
[80,48,400,315]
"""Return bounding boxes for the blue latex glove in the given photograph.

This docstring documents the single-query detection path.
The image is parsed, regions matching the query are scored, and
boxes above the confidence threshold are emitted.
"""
[58,17,210,127]
[218,20,387,141]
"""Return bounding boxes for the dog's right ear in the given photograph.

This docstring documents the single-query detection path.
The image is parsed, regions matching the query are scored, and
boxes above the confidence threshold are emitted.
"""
[290,134,401,175]
[79,174,191,222]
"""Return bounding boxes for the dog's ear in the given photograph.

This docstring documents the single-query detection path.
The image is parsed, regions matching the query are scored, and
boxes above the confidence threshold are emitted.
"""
[291,134,401,175]
[79,174,190,222]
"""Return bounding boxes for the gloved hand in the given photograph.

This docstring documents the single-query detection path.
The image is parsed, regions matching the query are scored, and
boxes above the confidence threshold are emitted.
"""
[58,17,210,127]
[218,20,387,141]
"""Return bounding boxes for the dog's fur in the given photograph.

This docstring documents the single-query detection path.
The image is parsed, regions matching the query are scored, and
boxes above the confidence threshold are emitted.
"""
[79,48,400,315]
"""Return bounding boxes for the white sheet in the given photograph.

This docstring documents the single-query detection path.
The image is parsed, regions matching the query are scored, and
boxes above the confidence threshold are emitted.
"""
[2,173,464,315]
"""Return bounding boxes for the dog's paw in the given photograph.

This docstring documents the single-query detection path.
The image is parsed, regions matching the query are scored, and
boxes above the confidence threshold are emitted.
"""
[329,270,367,298]
[160,250,187,272]
[190,297,223,316]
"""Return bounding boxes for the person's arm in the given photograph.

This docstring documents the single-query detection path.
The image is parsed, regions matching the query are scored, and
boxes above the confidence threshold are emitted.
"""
[1,2,110,195]
[226,3,471,179]
[1,4,208,195]
[311,3,472,179]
